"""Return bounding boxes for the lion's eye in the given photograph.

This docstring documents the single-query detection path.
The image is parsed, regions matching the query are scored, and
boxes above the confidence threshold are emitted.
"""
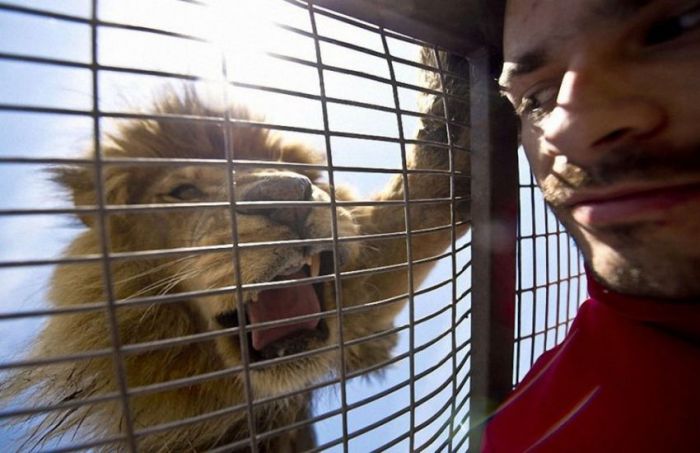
[168,183,204,201]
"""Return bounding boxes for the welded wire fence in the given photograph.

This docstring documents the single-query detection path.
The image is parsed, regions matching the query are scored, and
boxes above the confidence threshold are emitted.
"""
[513,148,587,385]
[0,0,583,451]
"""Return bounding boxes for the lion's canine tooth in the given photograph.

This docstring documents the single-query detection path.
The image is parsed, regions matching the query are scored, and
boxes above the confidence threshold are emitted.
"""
[250,292,259,303]
[310,254,320,278]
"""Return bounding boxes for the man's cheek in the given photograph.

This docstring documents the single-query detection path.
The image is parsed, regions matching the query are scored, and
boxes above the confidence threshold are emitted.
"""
[654,205,700,253]
[523,145,554,185]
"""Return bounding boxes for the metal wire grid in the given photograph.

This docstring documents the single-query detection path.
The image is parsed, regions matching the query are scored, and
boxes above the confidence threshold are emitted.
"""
[0,0,475,451]
[513,148,587,385]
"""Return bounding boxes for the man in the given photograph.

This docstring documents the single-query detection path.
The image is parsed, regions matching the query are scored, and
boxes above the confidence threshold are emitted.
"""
[482,0,700,451]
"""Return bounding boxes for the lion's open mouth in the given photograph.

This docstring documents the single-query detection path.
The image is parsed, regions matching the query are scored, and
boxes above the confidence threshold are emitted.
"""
[216,252,334,362]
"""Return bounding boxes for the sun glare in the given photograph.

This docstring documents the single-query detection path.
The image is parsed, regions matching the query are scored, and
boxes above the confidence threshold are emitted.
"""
[199,1,320,119]
[96,0,412,182]
[207,0,280,57]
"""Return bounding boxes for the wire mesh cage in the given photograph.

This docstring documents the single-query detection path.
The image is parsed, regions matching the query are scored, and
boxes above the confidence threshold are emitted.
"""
[514,149,587,385]
[0,0,584,451]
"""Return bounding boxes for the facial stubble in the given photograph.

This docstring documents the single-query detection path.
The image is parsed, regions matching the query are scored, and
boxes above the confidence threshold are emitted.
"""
[537,143,700,300]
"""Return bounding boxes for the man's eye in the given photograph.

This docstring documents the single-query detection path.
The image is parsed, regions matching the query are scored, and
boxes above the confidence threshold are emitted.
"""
[517,86,559,119]
[167,183,204,200]
[644,4,700,46]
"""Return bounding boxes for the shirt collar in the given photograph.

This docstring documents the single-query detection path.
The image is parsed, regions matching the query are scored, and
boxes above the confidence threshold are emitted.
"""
[586,269,700,342]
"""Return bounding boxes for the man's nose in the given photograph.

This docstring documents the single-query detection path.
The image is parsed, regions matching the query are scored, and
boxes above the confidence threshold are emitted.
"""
[236,172,313,233]
[542,68,666,162]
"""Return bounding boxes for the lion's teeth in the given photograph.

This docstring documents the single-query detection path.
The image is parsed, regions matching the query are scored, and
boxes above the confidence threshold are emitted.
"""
[310,254,320,278]
[250,292,259,303]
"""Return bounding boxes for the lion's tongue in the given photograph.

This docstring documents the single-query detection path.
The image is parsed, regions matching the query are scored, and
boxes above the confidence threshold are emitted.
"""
[247,272,320,352]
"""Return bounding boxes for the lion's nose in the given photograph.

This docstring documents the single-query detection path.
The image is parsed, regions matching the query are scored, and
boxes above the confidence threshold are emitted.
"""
[237,173,313,232]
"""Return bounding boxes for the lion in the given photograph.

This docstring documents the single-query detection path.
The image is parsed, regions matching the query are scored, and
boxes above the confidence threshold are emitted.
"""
[2,52,470,453]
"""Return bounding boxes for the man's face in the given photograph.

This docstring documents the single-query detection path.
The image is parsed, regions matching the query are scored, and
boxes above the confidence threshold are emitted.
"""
[500,0,700,299]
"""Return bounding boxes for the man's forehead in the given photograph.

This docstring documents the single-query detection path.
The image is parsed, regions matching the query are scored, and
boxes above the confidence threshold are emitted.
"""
[501,1,556,72]
[499,0,568,87]
[504,0,655,49]
[501,0,654,83]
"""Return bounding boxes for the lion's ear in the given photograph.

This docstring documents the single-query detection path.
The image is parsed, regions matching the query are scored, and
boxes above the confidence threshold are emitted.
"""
[51,166,97,227]
[52,165,133,228]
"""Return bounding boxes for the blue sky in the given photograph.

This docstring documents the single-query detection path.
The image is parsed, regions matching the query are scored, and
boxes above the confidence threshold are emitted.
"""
[0,0,582,450]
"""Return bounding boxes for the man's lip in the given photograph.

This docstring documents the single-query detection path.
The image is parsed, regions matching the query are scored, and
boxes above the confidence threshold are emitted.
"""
[568,182,700,226]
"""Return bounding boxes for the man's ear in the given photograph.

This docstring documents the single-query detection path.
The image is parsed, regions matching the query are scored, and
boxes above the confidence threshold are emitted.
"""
[51,165,132,228]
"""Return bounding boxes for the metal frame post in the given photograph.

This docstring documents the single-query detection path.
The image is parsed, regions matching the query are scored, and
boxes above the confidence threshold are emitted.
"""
[468,47,519,451]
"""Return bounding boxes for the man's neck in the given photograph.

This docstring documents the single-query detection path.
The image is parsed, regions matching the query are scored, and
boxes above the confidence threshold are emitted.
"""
[587,269,700,342]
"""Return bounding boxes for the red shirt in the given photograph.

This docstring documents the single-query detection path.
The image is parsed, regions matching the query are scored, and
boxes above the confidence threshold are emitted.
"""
[482,274,700,452]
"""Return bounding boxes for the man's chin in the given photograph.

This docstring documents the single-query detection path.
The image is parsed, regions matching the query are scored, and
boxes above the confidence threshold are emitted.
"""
[582,228,700,300]
[550,205,700,300]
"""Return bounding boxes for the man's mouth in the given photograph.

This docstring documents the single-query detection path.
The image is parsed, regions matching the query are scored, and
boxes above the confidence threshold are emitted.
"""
[568,181,700,227]
[215,252,334,362]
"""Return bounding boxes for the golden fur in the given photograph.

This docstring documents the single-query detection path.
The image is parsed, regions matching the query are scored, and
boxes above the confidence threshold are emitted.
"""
[3,69,469,451]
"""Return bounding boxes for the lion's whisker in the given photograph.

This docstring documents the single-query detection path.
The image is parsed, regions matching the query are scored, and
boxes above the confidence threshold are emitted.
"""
[113,254,198,285]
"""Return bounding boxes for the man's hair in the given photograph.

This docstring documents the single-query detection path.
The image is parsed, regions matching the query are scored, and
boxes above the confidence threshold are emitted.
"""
[480,0,507,76]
